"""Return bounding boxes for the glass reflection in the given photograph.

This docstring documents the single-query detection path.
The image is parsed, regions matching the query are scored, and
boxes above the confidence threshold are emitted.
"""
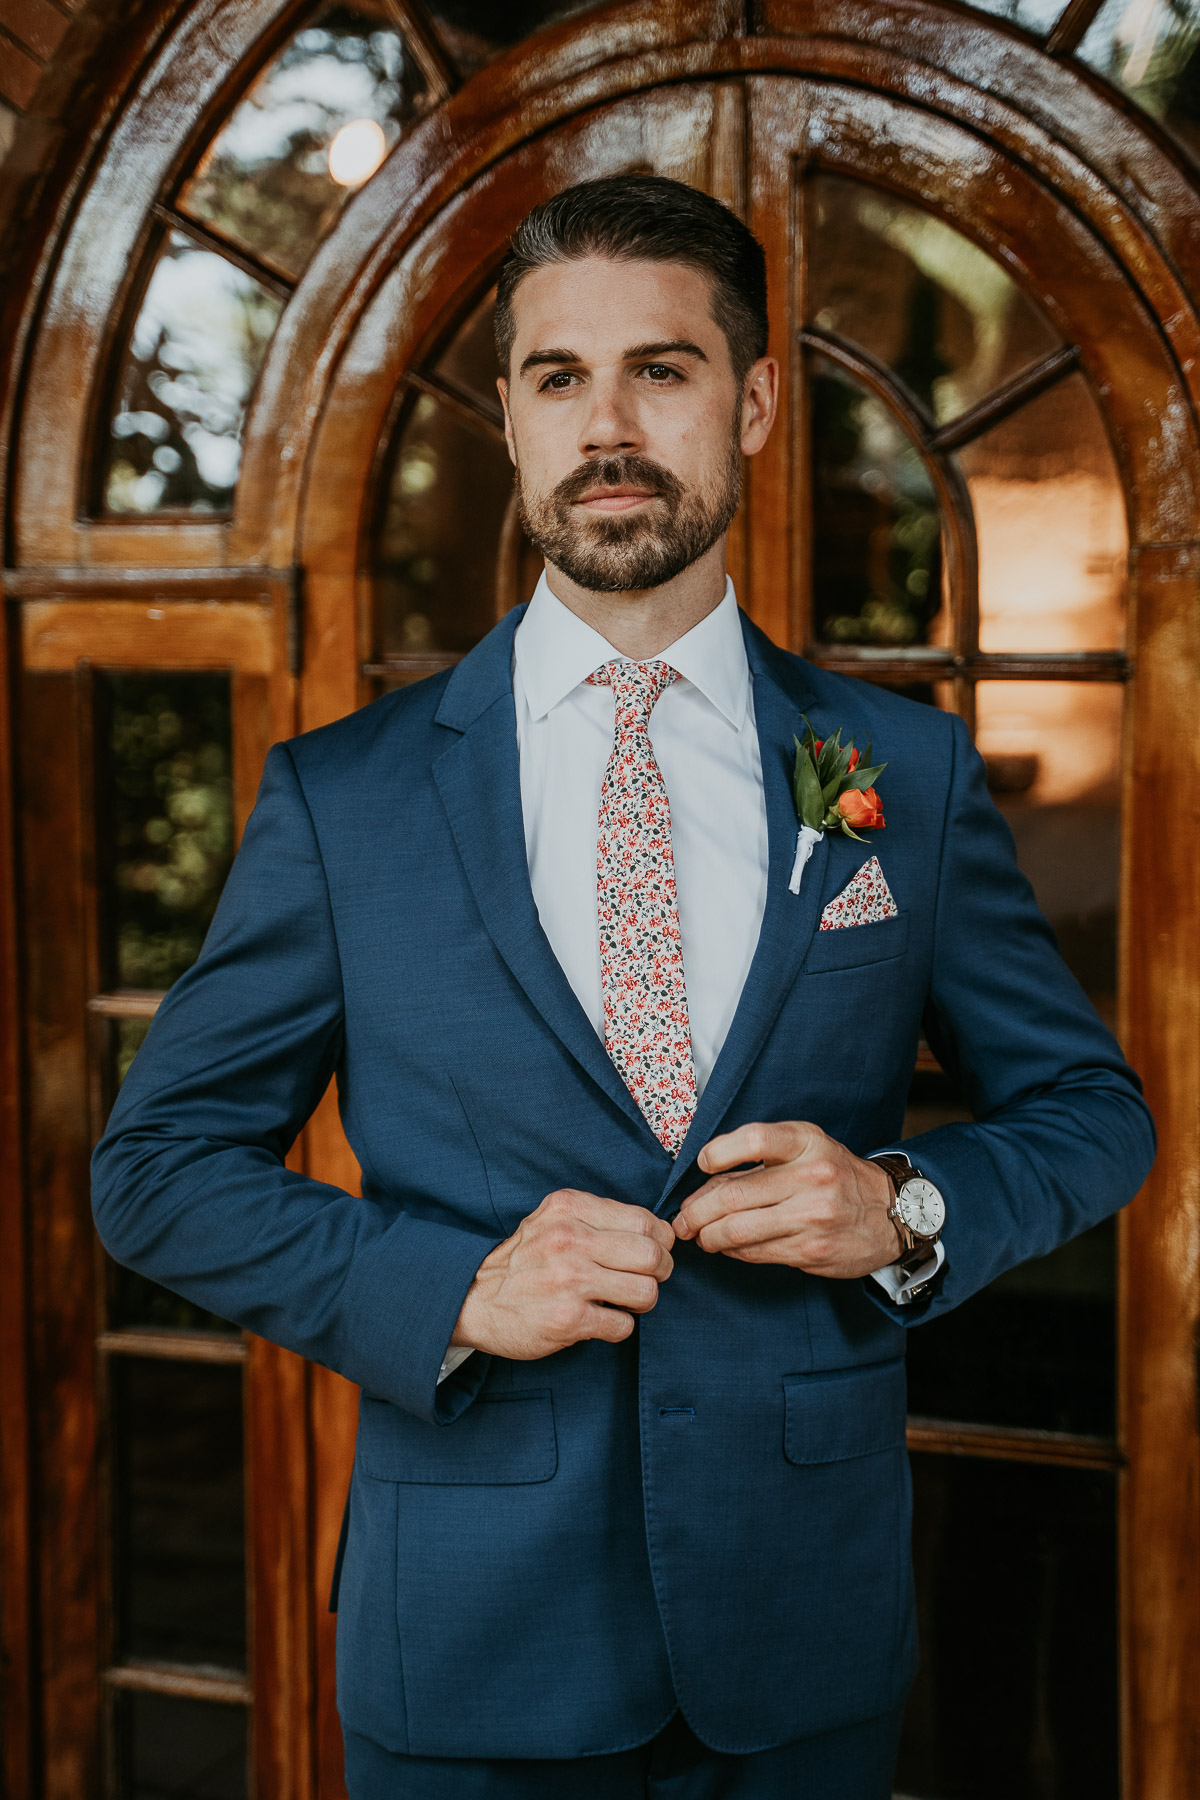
[98,673,233,991]
[436,286,502,404]
[966,0,1071,28]
[178,3,429,281]
[960,374,1126,653]
[898,1458,1118,1798]
[103,232,282,515]
[809,354,946,648]
[375,393,526,657]
[807,174,1061,425]
[424,0,605,75]
[113,1358,246,1668]
[115,1690,247,1800]
[1080,0,1200,167]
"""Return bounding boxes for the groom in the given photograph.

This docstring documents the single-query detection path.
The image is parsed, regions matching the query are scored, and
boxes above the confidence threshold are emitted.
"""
[93,175,1154,1798]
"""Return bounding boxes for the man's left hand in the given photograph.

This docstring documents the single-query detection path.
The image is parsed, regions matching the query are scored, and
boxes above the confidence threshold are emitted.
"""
[673,1122,902,1278]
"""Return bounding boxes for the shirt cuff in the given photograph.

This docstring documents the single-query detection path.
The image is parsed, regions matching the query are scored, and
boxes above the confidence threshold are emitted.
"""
[437,1344,475,1384]
[869,1239,946,1306]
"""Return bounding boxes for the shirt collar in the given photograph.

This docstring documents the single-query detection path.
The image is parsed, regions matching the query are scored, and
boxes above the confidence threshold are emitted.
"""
[513,570,750,730]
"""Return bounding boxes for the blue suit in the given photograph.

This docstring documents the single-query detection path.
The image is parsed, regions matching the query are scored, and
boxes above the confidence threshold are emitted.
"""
[92,608,1154,1760]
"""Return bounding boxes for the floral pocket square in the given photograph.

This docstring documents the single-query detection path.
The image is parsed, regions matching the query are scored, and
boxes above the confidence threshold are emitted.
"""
[819,857,898,931]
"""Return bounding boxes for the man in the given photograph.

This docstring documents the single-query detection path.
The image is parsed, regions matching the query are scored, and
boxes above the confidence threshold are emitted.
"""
[92,176,1155,1798]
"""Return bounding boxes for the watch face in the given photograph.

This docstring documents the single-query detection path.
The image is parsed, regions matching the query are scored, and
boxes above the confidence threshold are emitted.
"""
[897,1177,945,1237]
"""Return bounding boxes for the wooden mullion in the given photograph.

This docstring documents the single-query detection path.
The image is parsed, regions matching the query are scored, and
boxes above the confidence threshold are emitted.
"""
[401,369,505,440]
[810,649,1130,681]
[382,0,460,98]
[104,1662,251,1706]
[907,1417,1122,1472]
[928,344,1082,453]
[96,1329,246,1365]
[149,203,295,303]
[1045,0,1108,56]
[87,992,165,1020]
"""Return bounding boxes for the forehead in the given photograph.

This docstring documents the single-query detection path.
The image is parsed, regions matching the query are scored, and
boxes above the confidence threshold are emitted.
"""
[509,255,722,353]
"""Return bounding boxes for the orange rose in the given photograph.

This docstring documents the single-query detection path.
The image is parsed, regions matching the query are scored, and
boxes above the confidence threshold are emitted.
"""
[838,785,884,829]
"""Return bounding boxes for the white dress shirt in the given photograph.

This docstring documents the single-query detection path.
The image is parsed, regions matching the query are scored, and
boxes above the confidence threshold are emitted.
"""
[439,573,935,1381]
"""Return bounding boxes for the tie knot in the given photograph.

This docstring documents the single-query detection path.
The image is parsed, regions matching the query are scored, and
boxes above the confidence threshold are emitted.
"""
[587,659,678,727]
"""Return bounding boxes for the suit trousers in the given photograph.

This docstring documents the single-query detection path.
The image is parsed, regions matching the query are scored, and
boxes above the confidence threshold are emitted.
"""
[342,1704,907,1799]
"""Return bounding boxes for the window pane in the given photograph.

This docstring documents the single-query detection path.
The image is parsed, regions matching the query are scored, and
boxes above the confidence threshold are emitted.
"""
[898,1458,1118,1799]
[806,174,1061,426]
[1079,0,1200,169]
[436,286,502,407]
[113,1358,246,1669]
[966,0,1070,28]
[103,232,282,516]
[808,353,948,649]
[115,1690,247,1800]
[375,393,518,656]
[178,3,430,282]
[960,374,1126,653]
[423,0,606,76]
[98,673,234,991]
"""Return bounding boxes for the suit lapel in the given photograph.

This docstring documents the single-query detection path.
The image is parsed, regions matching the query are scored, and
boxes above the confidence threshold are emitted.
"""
[432,615,657,1143]
[657,620,837,1210]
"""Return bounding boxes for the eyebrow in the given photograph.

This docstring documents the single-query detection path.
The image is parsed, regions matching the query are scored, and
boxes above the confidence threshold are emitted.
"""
[518,339,709,378]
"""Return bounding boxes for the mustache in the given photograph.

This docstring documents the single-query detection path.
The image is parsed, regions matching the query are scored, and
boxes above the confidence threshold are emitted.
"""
[552,454,684,508]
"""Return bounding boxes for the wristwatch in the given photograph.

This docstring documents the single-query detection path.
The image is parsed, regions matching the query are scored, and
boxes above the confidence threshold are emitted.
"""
[871,1152,946,1296]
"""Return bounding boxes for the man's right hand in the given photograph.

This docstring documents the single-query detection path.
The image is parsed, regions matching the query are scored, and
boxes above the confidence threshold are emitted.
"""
[451,1188,675,1361]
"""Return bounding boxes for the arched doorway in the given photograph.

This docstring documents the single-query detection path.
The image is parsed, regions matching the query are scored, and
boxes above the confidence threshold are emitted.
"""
[4,4,1199,1796]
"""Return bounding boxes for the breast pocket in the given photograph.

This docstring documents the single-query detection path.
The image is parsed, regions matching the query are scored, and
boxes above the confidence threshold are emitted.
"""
[783,1359,907,1464]
[356,1389,558,1485]
[803,911,909,975]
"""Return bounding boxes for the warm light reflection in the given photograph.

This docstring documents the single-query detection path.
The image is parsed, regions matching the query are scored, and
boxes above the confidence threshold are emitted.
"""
[328,118,387,186]
[976,683,1122,809]
[971,472,1126,654]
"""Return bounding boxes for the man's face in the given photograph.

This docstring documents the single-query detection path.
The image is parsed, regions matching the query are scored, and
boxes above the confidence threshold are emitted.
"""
[497,255,773,594]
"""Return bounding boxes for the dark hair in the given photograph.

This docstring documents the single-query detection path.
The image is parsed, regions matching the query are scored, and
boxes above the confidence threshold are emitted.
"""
[494,174,769,385]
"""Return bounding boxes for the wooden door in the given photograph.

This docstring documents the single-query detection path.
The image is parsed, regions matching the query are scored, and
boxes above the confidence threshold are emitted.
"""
[5,6,1200,1797]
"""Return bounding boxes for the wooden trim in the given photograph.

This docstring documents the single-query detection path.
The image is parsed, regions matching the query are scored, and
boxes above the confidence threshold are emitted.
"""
[927,344,1082,452]
[809,650,1132,681]
[95,1330,246,1365]
[103,1662,251,1706]
[149,201,295,303]
[20,600,277,674]
[906,1417,1123,1472]
[401,368,506,439]
[1045,0,1107,57]
[86,991,164,1020]
[384,0,459,100]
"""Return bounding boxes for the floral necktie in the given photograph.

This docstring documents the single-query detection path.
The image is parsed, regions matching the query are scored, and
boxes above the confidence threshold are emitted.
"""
[587,659,697,1156]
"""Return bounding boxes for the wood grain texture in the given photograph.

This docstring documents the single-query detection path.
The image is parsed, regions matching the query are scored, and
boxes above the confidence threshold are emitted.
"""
[21,599,277,672]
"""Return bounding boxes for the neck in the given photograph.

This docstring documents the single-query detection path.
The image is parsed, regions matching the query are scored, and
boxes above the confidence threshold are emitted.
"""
[541,538,729,657]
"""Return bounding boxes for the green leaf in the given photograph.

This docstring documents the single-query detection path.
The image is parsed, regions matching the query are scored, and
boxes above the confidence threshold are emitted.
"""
[840,760,888,794]
[796,752,825,830]
[839,819,868,842]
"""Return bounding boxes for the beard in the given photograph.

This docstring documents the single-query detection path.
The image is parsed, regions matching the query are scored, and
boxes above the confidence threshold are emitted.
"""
[515,419,743,594]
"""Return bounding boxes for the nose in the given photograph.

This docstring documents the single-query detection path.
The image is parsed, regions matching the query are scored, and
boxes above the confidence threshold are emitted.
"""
[579,370,641,458]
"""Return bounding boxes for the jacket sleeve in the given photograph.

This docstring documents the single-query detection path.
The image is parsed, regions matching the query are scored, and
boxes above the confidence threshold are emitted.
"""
[91,741,499,1422]
[864,710,1156,1322]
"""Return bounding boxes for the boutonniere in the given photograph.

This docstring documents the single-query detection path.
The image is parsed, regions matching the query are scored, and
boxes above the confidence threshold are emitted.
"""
[788,716,887,893]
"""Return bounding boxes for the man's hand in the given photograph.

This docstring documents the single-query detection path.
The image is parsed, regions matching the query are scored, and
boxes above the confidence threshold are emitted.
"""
[452,1189,675,1360]
[672,1121,902,1277]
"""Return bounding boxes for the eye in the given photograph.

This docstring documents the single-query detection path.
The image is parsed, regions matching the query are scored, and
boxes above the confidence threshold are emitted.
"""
[538,370,579,392]
[641,363,681,382]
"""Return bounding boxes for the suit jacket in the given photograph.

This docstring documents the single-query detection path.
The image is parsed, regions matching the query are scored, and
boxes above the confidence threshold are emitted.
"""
[91,607,1155,1757]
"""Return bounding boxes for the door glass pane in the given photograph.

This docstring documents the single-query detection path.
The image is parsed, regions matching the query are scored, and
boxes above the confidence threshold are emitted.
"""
[436,286,503,407]
[375,392,516,656]
[1079,0,1200,169]
[102,232,283,516]
[808,354,948,649]
[899,1458,1118,1799]
[113,1358,246,1669]
[967,0,1070,27]
[423,0,606,76]
[115,1690,247,1800]
[806,174,1062,425]
[98,673,234,992]
[177,3,430,282]
[959,374,1127,653]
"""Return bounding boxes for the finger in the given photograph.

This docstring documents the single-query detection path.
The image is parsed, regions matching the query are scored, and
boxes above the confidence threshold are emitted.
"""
[694,1204,809,1255]
[586,1227,674,1280]
[577,1304,636,1344]
[587,1267,663,1313]
[697,1120,818,1177]
[548,1190,674,1250]
[674,1163,795,1239]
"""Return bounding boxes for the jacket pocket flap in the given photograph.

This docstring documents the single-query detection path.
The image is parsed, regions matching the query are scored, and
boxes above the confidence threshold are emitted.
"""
[357,1389,557,1485]
[803,911,909,975]
[784,1361,907,1465]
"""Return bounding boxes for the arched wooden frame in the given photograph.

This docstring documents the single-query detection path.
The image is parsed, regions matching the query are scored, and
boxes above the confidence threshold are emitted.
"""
[4,4,1200,1796]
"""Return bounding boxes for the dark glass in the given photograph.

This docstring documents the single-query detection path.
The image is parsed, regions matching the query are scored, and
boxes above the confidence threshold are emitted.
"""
[806,174,1061,426]
[808,353,947,649]
[115,1690,247,1800]
[178,3,429,282]
[113,1358,246,1668]
[424,0,606,76]
[436,285,501,405]
[374,392,518,656]
[108,1263,239,1336]
[897,1458,1118,1799]
[1080,0,1200,169]
[958,374,1126,654]
[102,232,282,516]
[97,673,233,991]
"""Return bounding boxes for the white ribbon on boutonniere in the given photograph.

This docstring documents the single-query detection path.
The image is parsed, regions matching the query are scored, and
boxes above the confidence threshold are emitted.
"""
[788,716,887,895]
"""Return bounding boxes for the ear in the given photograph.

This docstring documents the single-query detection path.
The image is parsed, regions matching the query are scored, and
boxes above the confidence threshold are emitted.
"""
[496,375,517,468]
[740,356,779,458]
